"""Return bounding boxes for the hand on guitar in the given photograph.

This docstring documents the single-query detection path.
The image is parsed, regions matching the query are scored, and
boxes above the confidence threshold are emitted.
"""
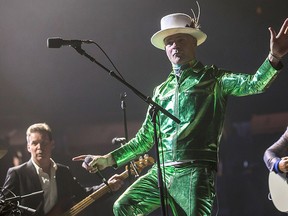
[278,156,288,173]
[107,174,124,192]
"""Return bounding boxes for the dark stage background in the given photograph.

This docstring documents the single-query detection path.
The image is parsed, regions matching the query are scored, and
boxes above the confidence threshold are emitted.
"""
[1,0,288,215]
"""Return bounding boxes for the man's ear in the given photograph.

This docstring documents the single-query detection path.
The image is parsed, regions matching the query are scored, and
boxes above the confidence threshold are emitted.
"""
[27,143,31,153]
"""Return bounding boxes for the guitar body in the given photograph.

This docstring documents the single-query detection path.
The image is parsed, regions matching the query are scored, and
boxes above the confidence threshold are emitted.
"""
[268,171,288,212]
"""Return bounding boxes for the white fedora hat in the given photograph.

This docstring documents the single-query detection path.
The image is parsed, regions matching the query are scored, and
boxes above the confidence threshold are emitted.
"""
[151,13,207,50]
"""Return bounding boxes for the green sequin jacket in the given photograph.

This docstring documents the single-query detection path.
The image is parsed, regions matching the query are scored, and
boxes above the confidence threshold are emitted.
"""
[111,59,280,167]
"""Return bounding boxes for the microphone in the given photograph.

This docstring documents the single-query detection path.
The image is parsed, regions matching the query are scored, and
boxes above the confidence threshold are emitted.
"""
[84,156,94,167]
[47,37,93,48]
[112,137,126,145]
[17,204,36,214]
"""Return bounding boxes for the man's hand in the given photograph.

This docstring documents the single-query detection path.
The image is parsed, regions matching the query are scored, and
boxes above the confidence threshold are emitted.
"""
[72,153,115,173]
[278,156,288,173]
[108,174,124,192]
[269,18,288,62]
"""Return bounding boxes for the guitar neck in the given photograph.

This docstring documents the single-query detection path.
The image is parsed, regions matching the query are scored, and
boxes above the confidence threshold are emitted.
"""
[62,169,129,216]
[52,155,154,216]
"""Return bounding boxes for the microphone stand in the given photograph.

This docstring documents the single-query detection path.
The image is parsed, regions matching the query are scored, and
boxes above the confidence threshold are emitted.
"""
[71,44,180,216]
[120,92,128,141]
[120,93,139,180]
[4,190,44,202]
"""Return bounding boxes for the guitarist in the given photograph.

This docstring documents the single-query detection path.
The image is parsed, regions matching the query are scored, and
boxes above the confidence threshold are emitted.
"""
[264,127,288,174]
[1,123,124,216]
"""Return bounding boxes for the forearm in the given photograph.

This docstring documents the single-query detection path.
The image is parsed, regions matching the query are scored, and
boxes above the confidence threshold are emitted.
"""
[224,58,280,96]
[263,149,281,171]
[263,128,288,171]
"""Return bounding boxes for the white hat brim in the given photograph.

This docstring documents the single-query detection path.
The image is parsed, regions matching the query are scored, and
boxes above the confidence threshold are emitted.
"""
[151,27,207,50]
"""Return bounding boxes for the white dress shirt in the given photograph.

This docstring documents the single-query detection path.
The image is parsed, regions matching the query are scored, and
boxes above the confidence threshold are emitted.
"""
[31,158,58,214]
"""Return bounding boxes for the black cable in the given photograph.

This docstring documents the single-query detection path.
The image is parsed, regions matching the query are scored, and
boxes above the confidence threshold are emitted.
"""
[91,42,125,81]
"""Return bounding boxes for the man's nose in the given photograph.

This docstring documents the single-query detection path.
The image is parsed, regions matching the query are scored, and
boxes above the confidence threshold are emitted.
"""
[171,42,177,47]
[171,41,181,48]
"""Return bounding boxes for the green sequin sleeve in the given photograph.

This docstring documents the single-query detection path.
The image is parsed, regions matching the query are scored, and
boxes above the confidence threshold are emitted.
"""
[221,59,280,96]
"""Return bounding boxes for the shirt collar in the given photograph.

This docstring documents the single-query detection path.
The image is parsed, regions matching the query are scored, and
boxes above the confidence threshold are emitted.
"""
[31,158,57,175]
[172,59,198,76]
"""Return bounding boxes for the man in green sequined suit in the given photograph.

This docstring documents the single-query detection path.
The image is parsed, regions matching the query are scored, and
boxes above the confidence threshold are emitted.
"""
[73,10,288,216]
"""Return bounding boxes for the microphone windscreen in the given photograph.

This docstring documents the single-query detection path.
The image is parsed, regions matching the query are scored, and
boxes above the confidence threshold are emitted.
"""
[84,156,93,165]
[47,37,62,48]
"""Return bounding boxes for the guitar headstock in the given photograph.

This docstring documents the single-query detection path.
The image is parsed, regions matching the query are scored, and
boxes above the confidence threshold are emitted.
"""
[126,154,154,176]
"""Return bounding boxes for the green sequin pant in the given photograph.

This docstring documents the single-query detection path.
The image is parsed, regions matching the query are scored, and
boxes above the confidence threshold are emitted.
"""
[113,163,216,216]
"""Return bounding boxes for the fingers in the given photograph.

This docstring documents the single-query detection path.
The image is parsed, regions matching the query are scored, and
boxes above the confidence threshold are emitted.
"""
[72,155,98,173]
[284,19,288,35]
[279,158,288,173]
[269,19,288,58]
[108,175,124,192]
[108,174,124,184]
[72,155,88,161]
[268,27,276,40]
[87,165,98,173]
[110,174,122,180]
[73,154,110,173]
[279,18,288,35]
[269,18,288,38]
[83,156,99,172]
[81,160,98,173]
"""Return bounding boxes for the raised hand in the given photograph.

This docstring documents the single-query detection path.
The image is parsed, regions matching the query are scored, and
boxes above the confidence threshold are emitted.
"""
[269,18,288,59]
